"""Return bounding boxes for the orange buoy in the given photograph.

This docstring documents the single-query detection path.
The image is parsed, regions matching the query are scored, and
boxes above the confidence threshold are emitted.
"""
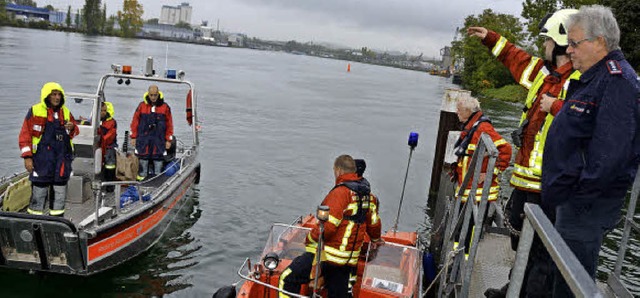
[347,63,351,72]
[186,90,193,126]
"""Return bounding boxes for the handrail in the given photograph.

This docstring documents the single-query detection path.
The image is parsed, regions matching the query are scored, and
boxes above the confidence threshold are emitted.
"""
[508,203,603,298]
[438,133,499,298]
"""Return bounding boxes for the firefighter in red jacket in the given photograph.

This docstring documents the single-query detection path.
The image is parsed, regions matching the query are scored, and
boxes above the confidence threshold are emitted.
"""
[279,155,382,298]
[18,82,79,216]
[453,95,511,203]
[130,85,173,181]
[99,101,117,192]
[468,9,578,297]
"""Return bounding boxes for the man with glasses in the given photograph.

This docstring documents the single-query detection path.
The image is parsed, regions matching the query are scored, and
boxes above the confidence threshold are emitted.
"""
[468,8,577,297]
[541,5,640,296]
[130,85,174,181]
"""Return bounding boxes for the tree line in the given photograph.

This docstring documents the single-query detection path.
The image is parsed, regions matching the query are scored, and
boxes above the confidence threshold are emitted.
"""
[453,0,639,97]
[0,0,144,38]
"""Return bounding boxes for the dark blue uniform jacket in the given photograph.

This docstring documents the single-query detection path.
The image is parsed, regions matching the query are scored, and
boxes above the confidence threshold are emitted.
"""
[542,50,640,209]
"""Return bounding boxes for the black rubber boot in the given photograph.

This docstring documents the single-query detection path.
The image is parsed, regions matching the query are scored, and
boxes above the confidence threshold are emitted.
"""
[104,168,116,192]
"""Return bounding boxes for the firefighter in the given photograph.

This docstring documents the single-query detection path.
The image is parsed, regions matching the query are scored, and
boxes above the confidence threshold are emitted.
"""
[130,85,174,181]
[18,82,79,216]
[99,101,117,192]
[279,155,382,298]
[542,5,640,296]
[468,8,578,297]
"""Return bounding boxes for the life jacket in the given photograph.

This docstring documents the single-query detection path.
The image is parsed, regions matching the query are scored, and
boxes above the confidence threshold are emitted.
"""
[29,83,75,183]
[134,92,170,159]
[454,114,491,158]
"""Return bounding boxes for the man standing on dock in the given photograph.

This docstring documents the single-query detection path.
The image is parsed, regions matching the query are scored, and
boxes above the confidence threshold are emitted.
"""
[468,8,578,297]
[542,5,640,297]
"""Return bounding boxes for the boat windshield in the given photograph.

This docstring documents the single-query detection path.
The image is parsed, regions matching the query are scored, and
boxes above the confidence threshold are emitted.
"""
[362,242,421,297]
[261,223,311,260]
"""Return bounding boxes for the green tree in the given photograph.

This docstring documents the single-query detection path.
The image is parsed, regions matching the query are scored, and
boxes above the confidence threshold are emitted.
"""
[117,0,143,38]
[104,14,117,35]
[603,0,640,69]
[83,0,101,34]
[454,9,526,93]
[44,4,54,11]
[14,0,37,6]
[75,9,80,28]
[0,0,7,24]
[521,0,557,52]
[65,5,71,28]
[174,21,191,30]
[101,3,106,33]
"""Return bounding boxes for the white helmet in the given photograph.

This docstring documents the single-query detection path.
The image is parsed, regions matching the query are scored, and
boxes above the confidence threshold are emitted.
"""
[539,9,578,47]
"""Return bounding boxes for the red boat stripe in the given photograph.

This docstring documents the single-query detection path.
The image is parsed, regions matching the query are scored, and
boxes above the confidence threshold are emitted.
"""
[87,182,189,264]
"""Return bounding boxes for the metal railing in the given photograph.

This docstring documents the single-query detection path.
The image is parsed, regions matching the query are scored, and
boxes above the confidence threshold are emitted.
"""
[607,165,640,298]
[507,203,603,298]
[438,133,499,297]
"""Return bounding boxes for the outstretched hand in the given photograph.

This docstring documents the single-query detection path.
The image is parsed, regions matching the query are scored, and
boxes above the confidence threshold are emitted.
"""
[467,27,488,39]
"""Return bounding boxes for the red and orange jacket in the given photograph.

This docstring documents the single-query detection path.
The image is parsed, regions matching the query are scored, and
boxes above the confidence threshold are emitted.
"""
[482,30,575,192]
[306,173,382,267]
[455,111,512,202]
[130,92,173,142]
[19,83,79,159]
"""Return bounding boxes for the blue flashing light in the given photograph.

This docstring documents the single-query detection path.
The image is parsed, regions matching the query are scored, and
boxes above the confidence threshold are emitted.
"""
[166,69,177,79]
[408,132,419,149]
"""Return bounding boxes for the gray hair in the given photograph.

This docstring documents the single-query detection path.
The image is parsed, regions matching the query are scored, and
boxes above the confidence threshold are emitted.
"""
[457,94,481,113]
[566,5,620,51]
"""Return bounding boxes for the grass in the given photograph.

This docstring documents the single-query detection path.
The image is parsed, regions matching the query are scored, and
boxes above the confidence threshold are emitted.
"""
[480,84,528,103]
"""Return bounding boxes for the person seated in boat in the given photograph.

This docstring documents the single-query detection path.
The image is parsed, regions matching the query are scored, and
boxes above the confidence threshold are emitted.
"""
[130,85,174,181]
[18,82,79,216]
[99,101,117,192]
[279,155,383,298]
[450,94,511,253]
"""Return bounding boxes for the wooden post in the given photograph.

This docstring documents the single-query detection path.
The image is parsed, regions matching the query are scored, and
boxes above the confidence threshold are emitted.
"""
[428,89,469,206]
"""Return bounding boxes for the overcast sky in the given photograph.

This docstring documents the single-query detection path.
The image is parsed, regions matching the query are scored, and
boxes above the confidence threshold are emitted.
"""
[45,0,523,57]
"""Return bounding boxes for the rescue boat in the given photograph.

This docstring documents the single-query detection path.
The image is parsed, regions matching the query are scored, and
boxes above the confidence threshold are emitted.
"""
[218,133,427,298]
[230,215,423,298]
[0,57,201,275]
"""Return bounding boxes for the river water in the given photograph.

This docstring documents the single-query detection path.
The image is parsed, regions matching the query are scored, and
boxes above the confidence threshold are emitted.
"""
[0,27,637,297]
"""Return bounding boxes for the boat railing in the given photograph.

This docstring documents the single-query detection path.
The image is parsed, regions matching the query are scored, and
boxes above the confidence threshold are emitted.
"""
[236,257,311,298]
[438,133,499,297]
[88,148,196,228]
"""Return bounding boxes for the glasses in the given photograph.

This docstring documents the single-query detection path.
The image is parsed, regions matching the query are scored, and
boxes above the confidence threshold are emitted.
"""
[567,37,593,48]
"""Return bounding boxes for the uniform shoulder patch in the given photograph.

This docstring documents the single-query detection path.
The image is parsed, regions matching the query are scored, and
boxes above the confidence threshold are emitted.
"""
[607,60,622,75]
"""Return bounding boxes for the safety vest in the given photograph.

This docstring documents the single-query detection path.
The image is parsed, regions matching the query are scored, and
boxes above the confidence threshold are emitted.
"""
[509,70,579,191]
[31,104,73,154]
[305,184,379,266]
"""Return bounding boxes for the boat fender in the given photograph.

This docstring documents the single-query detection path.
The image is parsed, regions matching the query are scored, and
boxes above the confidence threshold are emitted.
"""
[423,250,437,285]
[194,164,201,184]
[186,90,193,126]
[212,285,236,298]
[164,160,181,177]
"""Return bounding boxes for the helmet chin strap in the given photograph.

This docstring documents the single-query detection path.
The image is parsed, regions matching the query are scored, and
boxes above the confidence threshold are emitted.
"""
[551,43,569,66]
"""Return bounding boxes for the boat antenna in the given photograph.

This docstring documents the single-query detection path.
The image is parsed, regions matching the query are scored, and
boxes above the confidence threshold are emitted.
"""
[392,132,419,233]
[165,44,169,73]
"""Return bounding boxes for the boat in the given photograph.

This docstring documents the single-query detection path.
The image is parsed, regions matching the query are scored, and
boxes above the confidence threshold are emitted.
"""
[0,57,201,275]
[215,134,428,298]
[231,214,424,298]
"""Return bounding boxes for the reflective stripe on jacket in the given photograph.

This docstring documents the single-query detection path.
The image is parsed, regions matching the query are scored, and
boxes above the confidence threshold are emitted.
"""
[306,173,382,266]
[455,112,512,203]
[483,30,575,192]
